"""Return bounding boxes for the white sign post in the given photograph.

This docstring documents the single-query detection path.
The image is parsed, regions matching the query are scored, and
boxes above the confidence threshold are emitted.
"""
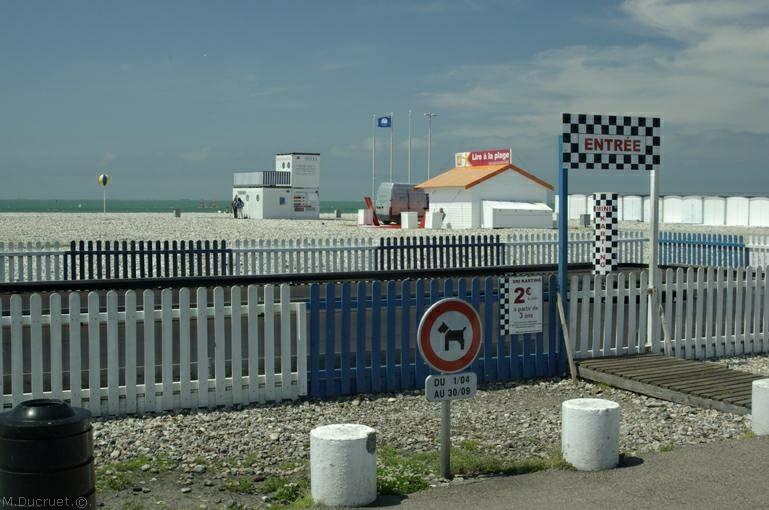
[561,113,661,352]
[417,298,482,479]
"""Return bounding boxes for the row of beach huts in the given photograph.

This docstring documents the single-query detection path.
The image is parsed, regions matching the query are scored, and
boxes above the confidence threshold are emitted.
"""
[560,194,769,227]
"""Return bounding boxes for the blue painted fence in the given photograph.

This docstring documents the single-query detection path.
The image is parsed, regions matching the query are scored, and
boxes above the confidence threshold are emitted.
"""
[658,232,745,268]
[307,275,563,398]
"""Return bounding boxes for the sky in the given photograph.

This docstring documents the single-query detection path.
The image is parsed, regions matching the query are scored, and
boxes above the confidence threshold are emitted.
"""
[1,0,768,200]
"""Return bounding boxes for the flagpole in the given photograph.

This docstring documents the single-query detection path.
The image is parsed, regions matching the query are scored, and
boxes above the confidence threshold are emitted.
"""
[372,114,376,198]
[408,110,412,183]
[389,111,394,182]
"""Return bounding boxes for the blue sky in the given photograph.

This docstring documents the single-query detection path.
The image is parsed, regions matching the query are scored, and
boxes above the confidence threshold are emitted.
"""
[1,0,768,200]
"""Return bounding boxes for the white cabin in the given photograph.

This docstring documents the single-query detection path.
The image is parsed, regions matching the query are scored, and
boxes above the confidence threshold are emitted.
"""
[415,163,554,229]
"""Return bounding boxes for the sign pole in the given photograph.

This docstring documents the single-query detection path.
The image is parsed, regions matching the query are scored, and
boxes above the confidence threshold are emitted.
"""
[408,110,412,183]
[440,400,451,479]
[647,168,660,349]
[418,297,481,481]
[389,111,394,182]
[371,114,376,198]
[557,136,569,338]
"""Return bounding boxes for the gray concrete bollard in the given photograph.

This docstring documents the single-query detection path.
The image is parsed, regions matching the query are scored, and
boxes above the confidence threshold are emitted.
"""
[562,398,620,471]
[310,424,377,507]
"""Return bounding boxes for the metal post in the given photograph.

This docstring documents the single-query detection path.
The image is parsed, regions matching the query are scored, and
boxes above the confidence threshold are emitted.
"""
[424,113,437,178]
[371,114,376,198]
[440,400,451,479]
[558,136,568,325]
[408,109,412,183]
[103,188,106,214]
[389,111,394,182]
[647,168,660,349]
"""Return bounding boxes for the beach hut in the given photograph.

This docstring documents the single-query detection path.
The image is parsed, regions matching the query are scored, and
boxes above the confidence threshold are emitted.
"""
[415,163,554,229]
[749,197,769,227]
[662,196,683,223]
[726,197,750,226]
[569,194,588,220]
[643,196,664,223]
[622,195,643,221]
[703,196,726,226]
[681,196,704,224]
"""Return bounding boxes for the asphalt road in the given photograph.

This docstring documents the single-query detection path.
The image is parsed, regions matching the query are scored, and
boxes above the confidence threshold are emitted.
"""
[369,436,769,510]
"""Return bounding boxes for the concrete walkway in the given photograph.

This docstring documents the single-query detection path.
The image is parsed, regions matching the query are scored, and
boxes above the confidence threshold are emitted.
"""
[371,437,769,510]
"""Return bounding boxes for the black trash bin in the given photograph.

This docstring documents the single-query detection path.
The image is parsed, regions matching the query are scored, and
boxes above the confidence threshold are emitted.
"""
[0,399,94,509]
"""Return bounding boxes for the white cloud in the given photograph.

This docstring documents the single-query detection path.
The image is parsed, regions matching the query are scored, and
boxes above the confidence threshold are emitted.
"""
[424,0,769,142]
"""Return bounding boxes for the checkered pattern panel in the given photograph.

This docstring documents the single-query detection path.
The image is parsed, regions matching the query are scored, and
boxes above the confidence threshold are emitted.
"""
[562,113,661,171]
[594,193,618,275]
[499,277,513,336]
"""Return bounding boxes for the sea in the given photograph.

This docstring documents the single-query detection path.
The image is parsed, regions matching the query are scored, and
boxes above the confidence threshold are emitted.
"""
[0,199,361,214]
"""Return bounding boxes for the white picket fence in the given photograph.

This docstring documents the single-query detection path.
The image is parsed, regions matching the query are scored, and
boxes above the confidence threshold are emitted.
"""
[0,285,307,416]
[0,232,647,283]
[746,235,769,267]
[569,267,769,359]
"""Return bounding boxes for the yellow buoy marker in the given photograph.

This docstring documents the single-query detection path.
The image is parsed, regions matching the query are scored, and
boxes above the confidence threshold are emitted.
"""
[98,173,110,213]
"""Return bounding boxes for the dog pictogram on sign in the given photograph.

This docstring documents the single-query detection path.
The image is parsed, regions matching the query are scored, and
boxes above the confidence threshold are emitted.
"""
[418,298,482,374]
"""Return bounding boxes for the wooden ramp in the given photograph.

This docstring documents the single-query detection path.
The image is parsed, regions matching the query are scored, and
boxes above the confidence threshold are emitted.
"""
[576,354,763,415]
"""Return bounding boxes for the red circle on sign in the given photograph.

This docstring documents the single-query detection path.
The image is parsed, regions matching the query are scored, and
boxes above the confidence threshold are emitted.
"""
[417,298,482,373]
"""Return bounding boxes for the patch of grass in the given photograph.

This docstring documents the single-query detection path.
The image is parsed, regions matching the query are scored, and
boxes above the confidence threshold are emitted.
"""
[741,430,756,440]
[120,502,146,510]
[277,459,307,471]
[658,443,675,452]
[224,474,313,508]
[96,455,175,492]
[224,476,257,494]
[377,444,573,497]
[459,439,481,451]
[595,382,612,392]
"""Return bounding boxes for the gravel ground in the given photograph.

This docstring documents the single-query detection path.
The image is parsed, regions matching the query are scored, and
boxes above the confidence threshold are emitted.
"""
[94,375,752,509]
[716,354,769,377]
[2,212,769,245]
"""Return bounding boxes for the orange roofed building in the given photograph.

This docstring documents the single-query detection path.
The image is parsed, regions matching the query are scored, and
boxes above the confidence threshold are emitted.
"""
[415,163,554,229]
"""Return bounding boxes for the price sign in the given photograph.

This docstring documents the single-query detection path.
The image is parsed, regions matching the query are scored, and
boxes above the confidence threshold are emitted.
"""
[500,276,543,335]
[425,372,477,402]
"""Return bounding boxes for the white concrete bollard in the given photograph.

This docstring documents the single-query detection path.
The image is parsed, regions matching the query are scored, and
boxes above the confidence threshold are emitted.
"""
[401,211,418,229]
[561,398,620,471]
[425,211,443,229]
[358,209,373,226]
[310,424,377,507]
[752,379,769,435]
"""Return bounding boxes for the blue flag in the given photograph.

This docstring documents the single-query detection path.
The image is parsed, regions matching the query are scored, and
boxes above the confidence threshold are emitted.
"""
[377,116,392,128]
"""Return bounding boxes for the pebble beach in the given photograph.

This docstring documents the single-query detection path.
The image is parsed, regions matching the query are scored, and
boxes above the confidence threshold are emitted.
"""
[2,212,769,246]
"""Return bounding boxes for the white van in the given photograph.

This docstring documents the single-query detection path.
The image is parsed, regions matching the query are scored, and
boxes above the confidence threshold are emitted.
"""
[374,182,429,224]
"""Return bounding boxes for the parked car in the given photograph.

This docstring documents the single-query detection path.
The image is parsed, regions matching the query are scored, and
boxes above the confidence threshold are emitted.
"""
[374,182,429,224]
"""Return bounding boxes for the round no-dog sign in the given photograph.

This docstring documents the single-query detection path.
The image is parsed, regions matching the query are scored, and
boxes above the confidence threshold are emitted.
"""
[417,298,482,373]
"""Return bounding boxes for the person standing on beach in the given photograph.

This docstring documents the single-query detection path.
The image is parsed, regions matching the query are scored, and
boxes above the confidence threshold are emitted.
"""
[231,196,238,218]
[236,196,245,219]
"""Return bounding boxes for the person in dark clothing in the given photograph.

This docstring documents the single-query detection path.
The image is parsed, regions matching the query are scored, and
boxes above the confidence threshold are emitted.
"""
[236,196,245,218]
[232,196,238,219]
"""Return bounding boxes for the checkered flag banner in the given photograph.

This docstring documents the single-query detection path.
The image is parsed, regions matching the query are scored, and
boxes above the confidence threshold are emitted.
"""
[594,192,618,275]
[499,276,513,336]
[562,113,661,171]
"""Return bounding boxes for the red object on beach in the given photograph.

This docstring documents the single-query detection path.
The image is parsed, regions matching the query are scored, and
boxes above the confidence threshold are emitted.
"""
[363,197,380,226]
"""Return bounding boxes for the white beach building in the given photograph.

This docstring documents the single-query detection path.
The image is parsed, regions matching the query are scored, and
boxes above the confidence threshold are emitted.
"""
[415,163,554,229]
[233,153,320,220]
